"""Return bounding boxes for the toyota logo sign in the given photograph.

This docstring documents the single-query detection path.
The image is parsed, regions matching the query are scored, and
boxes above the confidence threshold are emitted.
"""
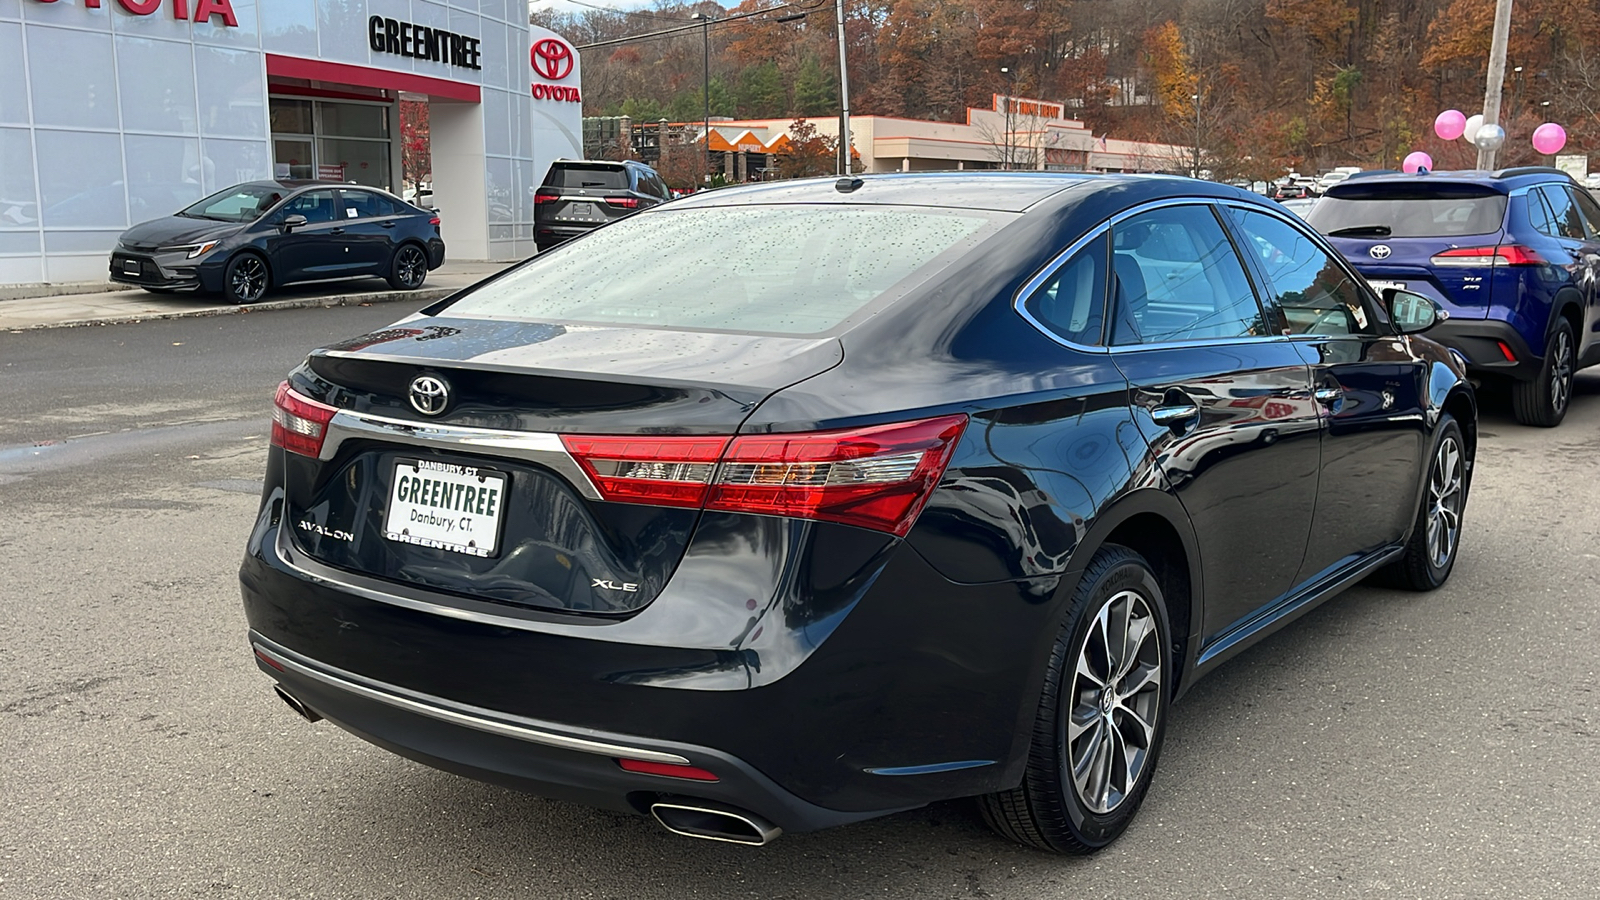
[1368,244,1392,260]
[531,38,574,80]
[408,374,451,417]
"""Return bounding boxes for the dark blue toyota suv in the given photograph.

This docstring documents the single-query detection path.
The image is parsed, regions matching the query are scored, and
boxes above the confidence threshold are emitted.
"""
[1309,167,1600,426]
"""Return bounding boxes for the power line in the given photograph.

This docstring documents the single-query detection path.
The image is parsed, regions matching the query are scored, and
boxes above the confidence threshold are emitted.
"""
[572,1,825,51]
[541,0,692,23]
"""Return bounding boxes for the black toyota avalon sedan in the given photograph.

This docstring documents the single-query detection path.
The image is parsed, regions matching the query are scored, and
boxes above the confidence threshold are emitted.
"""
[241,173,1475,852]
[110,180,445,304]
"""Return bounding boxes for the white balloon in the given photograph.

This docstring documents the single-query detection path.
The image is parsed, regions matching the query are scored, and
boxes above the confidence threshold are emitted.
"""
[1474,123,1506,151]
[1462,114,1484,143]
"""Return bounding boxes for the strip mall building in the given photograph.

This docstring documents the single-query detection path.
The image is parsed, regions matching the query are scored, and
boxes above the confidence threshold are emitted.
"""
[0,0,584,287]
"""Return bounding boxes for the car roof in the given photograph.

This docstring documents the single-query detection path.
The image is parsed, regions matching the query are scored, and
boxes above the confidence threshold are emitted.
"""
[664,172,1251,214]
[1333,167,1577,194]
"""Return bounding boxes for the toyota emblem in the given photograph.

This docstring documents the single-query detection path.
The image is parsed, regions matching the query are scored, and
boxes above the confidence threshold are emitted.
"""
[408,374,451,417]
[1368,244,1392,260]
[531,38,574,80]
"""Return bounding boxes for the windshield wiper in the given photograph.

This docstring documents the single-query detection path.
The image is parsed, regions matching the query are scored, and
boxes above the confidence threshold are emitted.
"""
[1327,225,1392,237]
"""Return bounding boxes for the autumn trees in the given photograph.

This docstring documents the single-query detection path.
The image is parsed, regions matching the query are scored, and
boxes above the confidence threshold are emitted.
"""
[534,0,1600,177]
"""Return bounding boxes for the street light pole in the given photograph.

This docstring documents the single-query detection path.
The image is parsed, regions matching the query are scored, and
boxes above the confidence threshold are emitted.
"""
[1000,67,1014,170]
[691,13,712,182]
[833,0,851,175]
[1192,91,1201,178]
[1477,0,1514,170]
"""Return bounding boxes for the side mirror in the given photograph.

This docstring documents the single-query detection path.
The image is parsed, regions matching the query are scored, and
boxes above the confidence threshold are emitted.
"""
[1383,287,1447,334]
[282,214,308,232]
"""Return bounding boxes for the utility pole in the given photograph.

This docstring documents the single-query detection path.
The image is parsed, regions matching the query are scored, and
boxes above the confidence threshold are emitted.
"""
[691,13,713,182]
[1477,0,1515,170]
[833,0,851,175]
[1192,90,1201,178]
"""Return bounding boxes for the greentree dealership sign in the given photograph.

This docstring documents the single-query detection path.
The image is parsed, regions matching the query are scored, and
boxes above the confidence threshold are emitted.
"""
[368,16,484,71]
[28,0,239,25]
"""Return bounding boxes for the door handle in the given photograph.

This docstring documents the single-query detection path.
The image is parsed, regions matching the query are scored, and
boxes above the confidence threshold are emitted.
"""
[328,228,344,235]
[1314,387,1342,405]
[1149,403,1200,426]
[381,221,397,228]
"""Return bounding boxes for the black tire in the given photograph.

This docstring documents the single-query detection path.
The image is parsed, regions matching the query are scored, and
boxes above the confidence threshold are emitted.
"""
[387,243,428,290]
[1377,415,1468,591]
[1512,319,1574,427]
[978,545,1172,853]
[222,253,270,305]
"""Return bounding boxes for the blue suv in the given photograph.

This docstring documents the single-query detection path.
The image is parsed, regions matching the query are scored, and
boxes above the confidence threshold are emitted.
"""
[1309,167,1600,426]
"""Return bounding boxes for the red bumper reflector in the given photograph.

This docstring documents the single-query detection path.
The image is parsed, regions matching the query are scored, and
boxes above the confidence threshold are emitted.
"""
[254,648,285,672]
[617,759,720,782]
[1497,341,1517,362]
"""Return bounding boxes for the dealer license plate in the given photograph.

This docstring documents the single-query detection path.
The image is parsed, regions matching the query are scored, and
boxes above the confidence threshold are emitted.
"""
[1367,280,1406,294]
[382,458,507,557]
[559,202,601,222]
[123,259,142,275]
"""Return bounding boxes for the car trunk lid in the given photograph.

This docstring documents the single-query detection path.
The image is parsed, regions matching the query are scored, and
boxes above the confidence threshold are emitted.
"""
[281,317,842,615]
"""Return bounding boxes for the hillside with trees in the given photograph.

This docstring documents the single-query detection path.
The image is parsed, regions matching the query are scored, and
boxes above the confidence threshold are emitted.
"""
[534,0,1600,176]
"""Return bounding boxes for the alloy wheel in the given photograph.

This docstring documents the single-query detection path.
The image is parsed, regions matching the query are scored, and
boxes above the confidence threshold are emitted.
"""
[397,246,426,287]
[230,257,266,302]
[1550,329,1573,416]
[1066,589,1163,815]
[1426,435,1464,570]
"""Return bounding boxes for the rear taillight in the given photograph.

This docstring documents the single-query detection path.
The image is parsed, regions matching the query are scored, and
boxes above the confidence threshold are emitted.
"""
[428,216,440,227]
[534,189,560,205]
[271,382,337,458]
[561,435,729,508]
[561,414,969,536]
[603,196,640,209]
[1430,245,1544,266]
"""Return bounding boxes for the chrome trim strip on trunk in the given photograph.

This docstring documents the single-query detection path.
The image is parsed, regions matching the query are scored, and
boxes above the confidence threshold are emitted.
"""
[318,410,602,499]
[251,638,693,766]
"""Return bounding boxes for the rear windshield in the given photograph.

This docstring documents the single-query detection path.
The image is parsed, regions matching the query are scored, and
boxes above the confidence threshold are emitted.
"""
[1308,186,1507,238]
[441,205,1002,334]
[546,166,629,190]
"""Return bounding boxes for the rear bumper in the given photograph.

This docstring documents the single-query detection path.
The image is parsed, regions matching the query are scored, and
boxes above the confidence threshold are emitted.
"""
[534,224,595,246]
[252,635,883,833]
[1425,317,1540,381]
[239,488,1052,828]
[425,238,446,269]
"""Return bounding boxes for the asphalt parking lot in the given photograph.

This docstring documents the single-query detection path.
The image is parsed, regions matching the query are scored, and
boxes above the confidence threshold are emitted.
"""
[1,304,1597,899]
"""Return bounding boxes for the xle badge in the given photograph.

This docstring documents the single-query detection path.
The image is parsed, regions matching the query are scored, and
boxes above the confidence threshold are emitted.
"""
[592,579,639,593]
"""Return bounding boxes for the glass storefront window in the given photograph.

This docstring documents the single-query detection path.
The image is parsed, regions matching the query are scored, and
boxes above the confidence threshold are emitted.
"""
[270,97,393,191]
[317,102,388,139]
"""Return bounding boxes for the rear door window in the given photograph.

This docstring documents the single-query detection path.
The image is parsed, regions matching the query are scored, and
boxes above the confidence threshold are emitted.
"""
[1562,185,1600,240]
[1109,205,1267,345]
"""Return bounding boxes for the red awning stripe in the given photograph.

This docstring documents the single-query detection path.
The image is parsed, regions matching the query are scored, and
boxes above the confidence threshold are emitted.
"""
[264,54,482,103]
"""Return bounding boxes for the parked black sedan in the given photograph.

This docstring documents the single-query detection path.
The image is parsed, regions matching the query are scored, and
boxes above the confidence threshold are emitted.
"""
[110,181,445,304]
[242,173,1475,853]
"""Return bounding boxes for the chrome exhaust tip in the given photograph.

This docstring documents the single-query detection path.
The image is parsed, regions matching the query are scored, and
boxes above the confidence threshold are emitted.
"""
[273,684,323,723]
[649,800,782,846]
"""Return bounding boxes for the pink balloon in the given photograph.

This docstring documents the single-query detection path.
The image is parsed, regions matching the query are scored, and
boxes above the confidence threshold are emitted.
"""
[1403,151,1434,174]
[1532,122,1567,155]
[1434,109,1467,141]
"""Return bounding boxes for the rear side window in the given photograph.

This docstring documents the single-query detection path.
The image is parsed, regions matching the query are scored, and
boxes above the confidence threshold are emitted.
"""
[546,165,629,190]
[1309,186,1507,238]
[339,189,400,219]
[1024,233,1108,345]
[442,205,1002,334]
[1571,186,1600,239]
[1109,205,1266,345]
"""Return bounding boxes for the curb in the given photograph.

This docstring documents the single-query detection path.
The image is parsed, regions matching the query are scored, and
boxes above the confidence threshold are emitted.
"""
[9,285,458,331]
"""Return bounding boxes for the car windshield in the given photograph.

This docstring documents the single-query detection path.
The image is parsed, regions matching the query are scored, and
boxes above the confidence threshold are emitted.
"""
[1309,186,1507,237]
[442,205,1004,335]
[178,185,287,222]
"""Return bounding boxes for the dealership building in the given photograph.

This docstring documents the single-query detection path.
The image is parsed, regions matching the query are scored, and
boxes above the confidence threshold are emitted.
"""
[0,0,583,287]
